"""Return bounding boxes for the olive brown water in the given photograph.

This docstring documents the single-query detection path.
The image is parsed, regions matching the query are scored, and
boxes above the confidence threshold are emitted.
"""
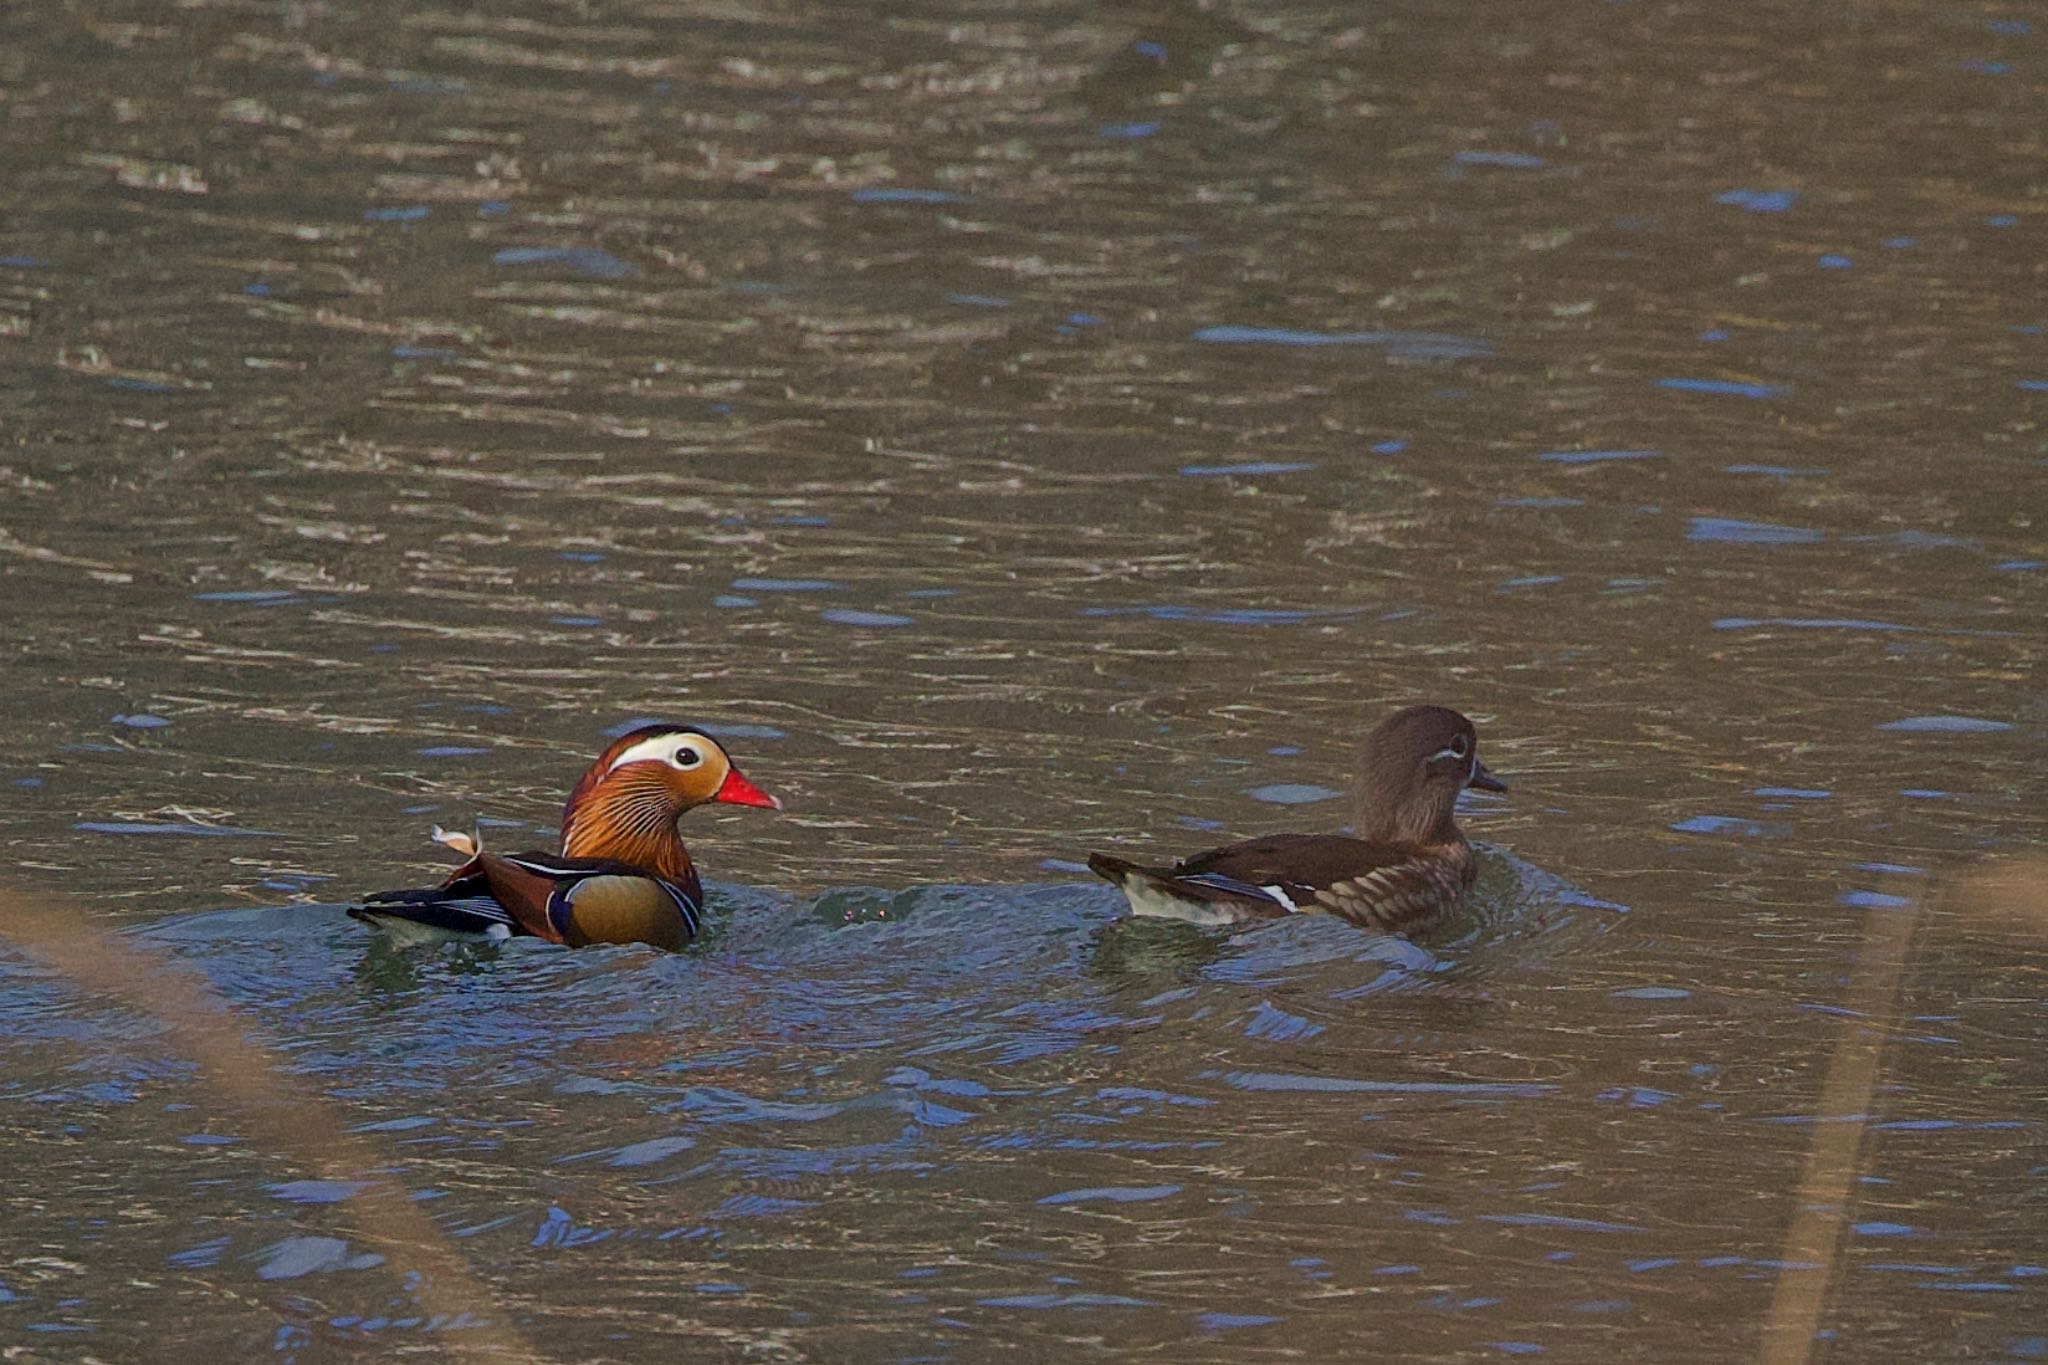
[2,0,2044,1359]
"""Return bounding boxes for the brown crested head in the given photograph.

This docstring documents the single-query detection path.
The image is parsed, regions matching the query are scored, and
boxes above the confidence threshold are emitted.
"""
[1349,705,1506,845]
[561,724,779,874]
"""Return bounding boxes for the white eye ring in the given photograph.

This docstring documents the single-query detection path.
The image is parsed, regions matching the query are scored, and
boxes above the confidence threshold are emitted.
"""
[670,745,703,770]
[1450,735,1470,759]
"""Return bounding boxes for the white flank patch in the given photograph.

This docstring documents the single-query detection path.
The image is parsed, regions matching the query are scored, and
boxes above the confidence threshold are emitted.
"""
[1260,884,1301,913]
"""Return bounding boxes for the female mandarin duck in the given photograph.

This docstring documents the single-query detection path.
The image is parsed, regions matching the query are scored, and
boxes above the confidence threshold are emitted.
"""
[1088,705,1506,932]
[349,724,780,950]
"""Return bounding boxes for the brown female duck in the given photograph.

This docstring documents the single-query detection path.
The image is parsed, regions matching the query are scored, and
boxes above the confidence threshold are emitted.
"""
[350,724,780,950]
[1087,705,1506,932]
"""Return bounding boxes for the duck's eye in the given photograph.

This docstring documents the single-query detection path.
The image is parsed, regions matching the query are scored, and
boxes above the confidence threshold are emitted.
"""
[671,745,704,770]
[1450,735,1470,760]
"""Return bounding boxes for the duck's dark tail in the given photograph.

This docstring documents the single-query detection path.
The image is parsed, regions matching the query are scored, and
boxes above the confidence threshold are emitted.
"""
[347,878,517,946]
[1085,852,1293,926]
[1084,852,1147,883]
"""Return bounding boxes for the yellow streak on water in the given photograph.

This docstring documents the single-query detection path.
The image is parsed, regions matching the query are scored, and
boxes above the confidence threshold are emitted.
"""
[1758,896,1917,1365]
[0,883,540,1363]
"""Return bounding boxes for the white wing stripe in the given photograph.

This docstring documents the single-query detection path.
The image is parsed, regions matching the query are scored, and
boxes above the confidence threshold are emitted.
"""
[435,895,513,924]
[659,880,701,936]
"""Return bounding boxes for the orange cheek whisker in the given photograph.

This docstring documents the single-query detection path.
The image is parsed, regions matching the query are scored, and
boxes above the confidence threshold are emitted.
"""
[564,781,686,864]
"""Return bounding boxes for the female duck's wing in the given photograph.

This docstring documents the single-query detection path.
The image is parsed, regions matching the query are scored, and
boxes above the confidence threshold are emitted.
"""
[1090,833,1473,932]
[350,851,700,950]
[1176,833,1397,886]
[1182,833,1475,931]
[1085,833,1368,925]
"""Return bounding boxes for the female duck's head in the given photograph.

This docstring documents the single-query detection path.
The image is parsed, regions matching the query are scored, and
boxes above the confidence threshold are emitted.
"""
[1350,705,1505,845]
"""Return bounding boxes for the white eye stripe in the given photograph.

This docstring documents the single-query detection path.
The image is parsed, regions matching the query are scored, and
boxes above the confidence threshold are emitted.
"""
[606,734,708,772]
[1425,736,1474,766]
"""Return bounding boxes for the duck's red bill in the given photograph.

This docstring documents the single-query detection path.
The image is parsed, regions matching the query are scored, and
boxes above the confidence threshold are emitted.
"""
[713,768,782,810]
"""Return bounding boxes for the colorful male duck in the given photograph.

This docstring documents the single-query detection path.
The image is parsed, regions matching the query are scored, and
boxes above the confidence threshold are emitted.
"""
[1088,705,1506,932]
[350,724,780,950]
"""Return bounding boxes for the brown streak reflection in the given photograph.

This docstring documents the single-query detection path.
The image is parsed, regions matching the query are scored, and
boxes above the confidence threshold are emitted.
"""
[0,883,539,1362]
[1757,896,1916,1365]
[1762,856,2048,1363]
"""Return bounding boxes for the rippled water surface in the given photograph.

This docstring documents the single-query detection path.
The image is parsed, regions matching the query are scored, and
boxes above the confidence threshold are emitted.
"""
[2,0,2045,1359]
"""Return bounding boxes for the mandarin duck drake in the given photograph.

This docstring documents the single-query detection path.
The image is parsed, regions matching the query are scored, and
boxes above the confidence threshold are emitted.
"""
[1087,705,1506,933]
[349,724,780,950]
